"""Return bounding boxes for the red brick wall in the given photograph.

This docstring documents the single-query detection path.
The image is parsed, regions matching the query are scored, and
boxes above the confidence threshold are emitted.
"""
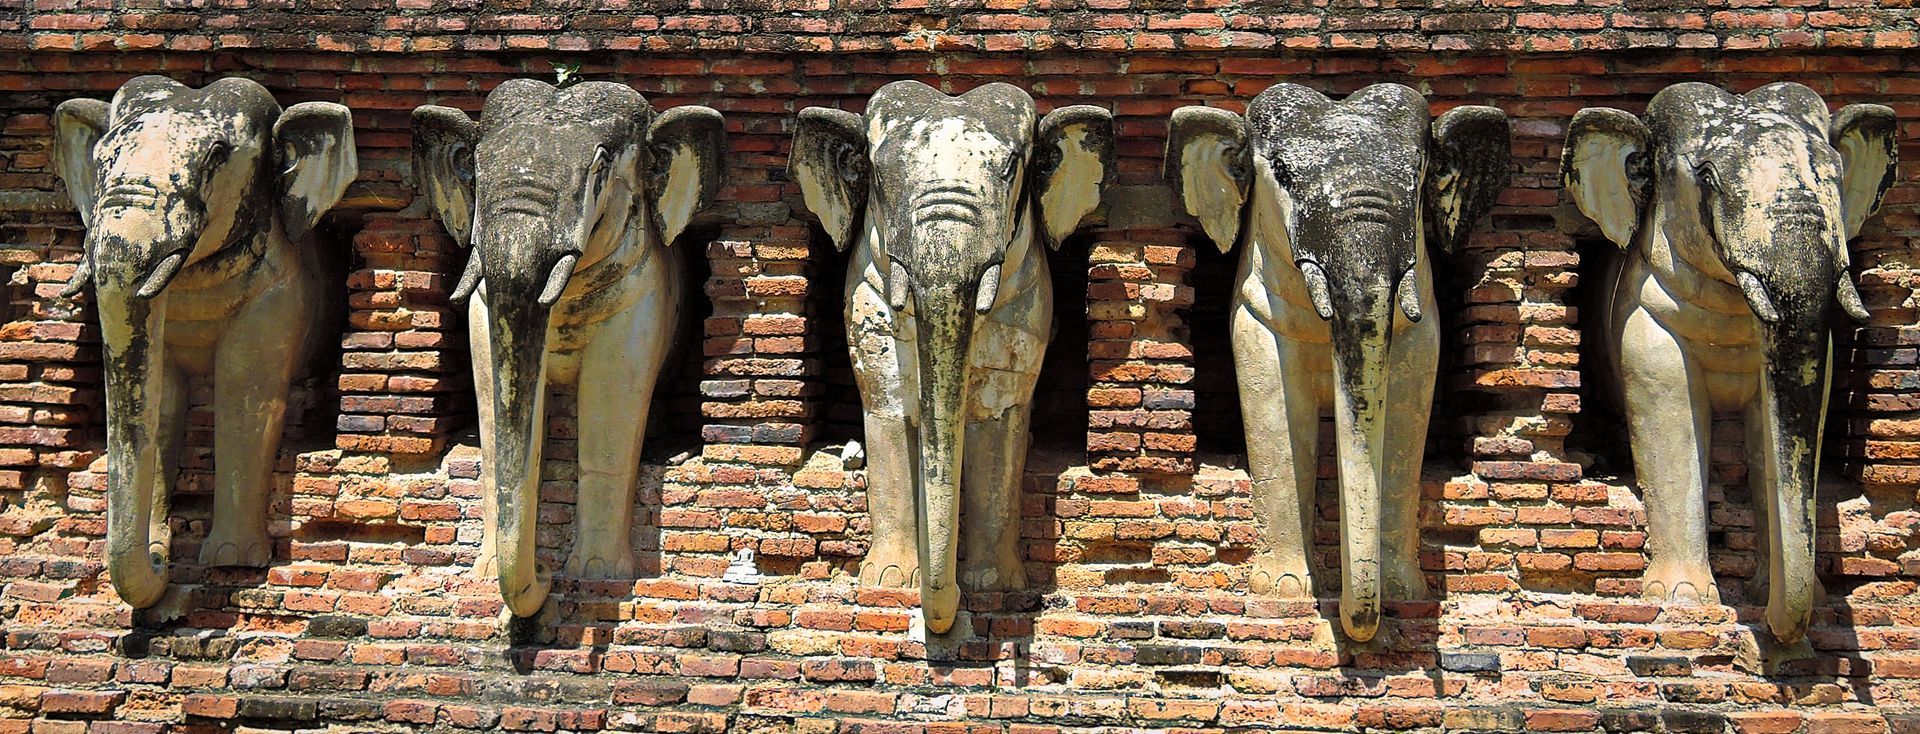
[1,10,1919,731]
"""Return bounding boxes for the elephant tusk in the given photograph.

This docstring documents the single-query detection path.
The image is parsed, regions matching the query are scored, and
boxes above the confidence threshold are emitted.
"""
[974,262,1001,314]
[536,253,578,307]
[58,258,93,298]
[1837,271,1871,323]
[450,251,483,304]
[887,260,910,312]
[1299,260,1334,320]
[1397,268,1422,323]
[1736,271,1780,325]
[135,251,186,299]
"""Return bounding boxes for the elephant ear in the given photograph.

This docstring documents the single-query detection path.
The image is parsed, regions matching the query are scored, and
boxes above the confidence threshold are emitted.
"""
[1561,107,1651,250]
[411,105,480,246]
[274,101,357,242]
[789,106,868,252]
[1426,105,1512,255]
[53,98,109,228]
[1165,105,1250,254]
[1830,103,1898,240]
[1033,104,1113,251]
[646,105,726,246]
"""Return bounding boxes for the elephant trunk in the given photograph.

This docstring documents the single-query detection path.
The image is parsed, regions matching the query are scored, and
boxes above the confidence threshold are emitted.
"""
[485,293,556,617]
[96,288,170,608]
[1327,274,1395,643]
[1747,261,1834,644]
[85,194,208,607]
[912,290,973,635]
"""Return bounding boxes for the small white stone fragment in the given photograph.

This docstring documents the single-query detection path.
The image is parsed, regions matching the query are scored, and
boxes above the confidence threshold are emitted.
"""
[721,547,762,585]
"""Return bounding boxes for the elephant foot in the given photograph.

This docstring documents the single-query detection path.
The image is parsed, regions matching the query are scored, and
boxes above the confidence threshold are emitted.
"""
[564,549,637,580]
[1745,573,1827,607]
[1249,556,1313,598]
[1744,572,1769,603]
[1642,563,1720,605]
[199,529,272,567]
[960,555,1026,592]
[859,547,918,587]
[1384,564,1430,600]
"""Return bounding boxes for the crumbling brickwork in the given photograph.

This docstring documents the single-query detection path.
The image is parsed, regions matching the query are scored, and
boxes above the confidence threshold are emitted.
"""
[0,2,1918,731]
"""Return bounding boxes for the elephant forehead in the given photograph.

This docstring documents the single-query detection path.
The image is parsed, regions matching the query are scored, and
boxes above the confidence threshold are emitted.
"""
[1288,115,1420,158]
[1269,126,1423,202]
[100,108,260,172]
[115,77,278,120]
[1255,101,1422,173]
[871,117,1018,178]
[474,125,607,174]
[1250,83,1423,138]
[1704,126,1820,169]
[482,80,644,127]
[1652,87,1823,150]
[1688,109,1815,151]
[483,112,627,147]
[1692,119,1839,194]
[866,81,1034,150]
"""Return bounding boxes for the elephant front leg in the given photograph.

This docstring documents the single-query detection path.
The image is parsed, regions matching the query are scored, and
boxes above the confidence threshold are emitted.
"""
[958,365,1040,592]
[859,409,918,587]
[849,282,917,588]
[1619,309,1719,605]
[1743,402,1774,602]
[1233,306,1321,599]
[203,323,303,567]
[565,305,674,579]
[148,361,189,564]
[1379,317,1439,601]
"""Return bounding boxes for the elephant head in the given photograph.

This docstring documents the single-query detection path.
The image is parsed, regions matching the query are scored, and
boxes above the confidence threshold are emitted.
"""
[53,76,354,608]
[1563,82,1897,642]
[790,81,1111,632]
[1167,84,1509,641]
[412,80,723,616]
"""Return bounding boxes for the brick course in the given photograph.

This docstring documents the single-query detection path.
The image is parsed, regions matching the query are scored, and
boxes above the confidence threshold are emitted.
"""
[0,8,1917,731]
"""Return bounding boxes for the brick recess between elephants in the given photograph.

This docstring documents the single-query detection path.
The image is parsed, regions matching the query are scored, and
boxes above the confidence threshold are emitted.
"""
[1,3,1919,733]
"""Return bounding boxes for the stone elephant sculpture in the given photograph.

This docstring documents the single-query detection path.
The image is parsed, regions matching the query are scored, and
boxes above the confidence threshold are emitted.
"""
[412,80,724,617]
[1167,84,1510,642]
[53,76,356,607]
[1562,82,1897,644]
[790,81,1111,634]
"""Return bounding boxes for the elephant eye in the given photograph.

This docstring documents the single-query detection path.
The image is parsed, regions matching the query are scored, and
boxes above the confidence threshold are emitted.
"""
[205,140,231,167]
[1693,160,1718,191]
[1269,156,1292,187]
[590,146,610,174]
[1003,143,1027,181]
